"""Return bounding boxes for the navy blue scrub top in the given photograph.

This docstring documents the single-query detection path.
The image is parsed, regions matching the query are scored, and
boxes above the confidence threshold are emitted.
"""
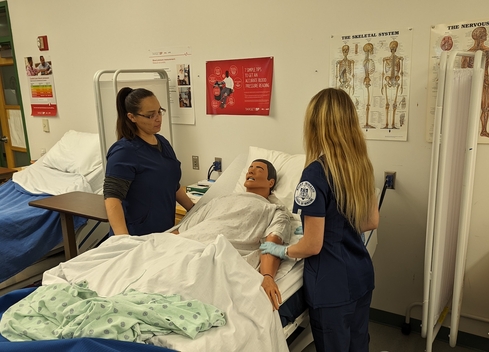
[293,160,374,309]
[105,134,181,236]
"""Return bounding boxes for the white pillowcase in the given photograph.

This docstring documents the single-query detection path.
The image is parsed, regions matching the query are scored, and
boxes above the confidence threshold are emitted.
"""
[234,146,306,211]
[42,130,102,176]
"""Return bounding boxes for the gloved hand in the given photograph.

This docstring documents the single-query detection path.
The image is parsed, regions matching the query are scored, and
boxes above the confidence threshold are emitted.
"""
[259,242,287,260]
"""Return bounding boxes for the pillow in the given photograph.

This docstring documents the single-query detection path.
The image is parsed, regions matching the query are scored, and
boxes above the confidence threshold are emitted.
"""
[43,130,102,177]
[234,146,306,211]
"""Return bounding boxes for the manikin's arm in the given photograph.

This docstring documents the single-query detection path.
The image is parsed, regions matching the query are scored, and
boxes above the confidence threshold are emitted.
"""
[260,234,284,310]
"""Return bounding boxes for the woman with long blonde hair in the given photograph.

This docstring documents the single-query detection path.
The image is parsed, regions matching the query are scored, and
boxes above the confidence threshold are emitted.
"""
[260,88,379,352]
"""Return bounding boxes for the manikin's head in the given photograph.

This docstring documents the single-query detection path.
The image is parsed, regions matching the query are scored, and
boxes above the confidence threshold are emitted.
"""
[243,159,277,198]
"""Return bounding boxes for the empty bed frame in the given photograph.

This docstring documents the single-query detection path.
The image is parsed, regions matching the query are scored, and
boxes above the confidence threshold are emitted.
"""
[0,130,110,296]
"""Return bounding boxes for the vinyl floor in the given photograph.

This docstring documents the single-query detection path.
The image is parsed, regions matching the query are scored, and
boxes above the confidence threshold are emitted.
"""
[301,321,484,352]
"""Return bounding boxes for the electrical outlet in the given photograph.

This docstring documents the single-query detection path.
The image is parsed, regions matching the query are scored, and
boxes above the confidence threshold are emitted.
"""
[384,171,396,190]
[42,118,50,132]
[214,157,222,172]
[192,155,199,170]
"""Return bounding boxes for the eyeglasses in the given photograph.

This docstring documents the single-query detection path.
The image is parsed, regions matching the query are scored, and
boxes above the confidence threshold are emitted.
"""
[135,107,166,119]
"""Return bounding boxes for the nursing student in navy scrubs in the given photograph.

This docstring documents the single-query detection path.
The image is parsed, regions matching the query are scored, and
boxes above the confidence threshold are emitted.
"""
[103,87,194,236]
[260,88,379,352]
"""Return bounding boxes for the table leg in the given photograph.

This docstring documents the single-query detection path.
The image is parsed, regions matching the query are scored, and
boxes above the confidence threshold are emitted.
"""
[59,213,78,260]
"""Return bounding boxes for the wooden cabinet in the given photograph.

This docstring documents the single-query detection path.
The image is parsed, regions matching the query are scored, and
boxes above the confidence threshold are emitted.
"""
[0,166,16,183]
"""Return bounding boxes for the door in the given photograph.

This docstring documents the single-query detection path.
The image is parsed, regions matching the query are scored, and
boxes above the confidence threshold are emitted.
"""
[0,62,28,168]
[0,2,29,168]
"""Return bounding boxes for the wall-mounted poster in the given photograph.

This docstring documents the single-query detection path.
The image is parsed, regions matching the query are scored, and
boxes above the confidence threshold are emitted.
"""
[206,57,273,116]
[329,28,413,141]
[426,20,489,143]
[24,55,57,116]
[149,46,195,125]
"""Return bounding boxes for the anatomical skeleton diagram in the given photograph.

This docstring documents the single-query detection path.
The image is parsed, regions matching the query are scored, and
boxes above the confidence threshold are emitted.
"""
[461,26,489,138]
[363,43,375,128]
[331,29,411,140]
[381,41,404,129]
[336,45,355,95]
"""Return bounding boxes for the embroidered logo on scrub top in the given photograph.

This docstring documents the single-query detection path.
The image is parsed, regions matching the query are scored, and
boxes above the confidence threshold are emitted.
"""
[294,181,316,206]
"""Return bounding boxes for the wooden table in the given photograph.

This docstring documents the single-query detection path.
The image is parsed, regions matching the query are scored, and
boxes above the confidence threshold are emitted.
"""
[29,191,108,260]
[0,167,17,183]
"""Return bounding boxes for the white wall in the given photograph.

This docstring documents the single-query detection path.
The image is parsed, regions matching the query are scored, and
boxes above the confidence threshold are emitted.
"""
[8,0,489,339]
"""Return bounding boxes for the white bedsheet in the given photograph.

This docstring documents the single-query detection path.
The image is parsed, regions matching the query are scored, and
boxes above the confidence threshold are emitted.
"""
[43,233,288,352]
[12,155,93,195]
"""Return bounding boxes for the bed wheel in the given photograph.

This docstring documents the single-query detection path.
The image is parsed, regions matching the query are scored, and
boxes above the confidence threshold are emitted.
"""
[401,322,411,335]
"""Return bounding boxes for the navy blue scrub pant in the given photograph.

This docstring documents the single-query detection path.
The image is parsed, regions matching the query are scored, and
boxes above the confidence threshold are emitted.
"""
[308,290,372,352]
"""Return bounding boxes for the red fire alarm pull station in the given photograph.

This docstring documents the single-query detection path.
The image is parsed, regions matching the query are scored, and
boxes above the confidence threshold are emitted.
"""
[37,36,49,51]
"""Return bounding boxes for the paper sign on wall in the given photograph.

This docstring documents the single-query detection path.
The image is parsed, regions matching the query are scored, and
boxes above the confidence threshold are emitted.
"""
[206,57,273,116]
[25,55,57,117]
[426,20,489,144]
[329,29,413,141]
[149,46,195,125]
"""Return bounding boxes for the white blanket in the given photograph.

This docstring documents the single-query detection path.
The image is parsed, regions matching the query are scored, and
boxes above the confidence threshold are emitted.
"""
[43,234,289,352]
[12,155,93,195]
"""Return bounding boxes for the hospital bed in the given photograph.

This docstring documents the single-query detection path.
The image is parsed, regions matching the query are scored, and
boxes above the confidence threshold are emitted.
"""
[190,146,378,351]
[0,146,378,352]
[0,130,109,296]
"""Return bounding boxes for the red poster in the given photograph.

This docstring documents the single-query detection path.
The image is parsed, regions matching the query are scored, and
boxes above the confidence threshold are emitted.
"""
[206,57,273,115]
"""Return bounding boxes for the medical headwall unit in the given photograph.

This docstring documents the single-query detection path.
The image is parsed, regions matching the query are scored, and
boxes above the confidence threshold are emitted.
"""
[93,69,172,169]
[422,50,485,352]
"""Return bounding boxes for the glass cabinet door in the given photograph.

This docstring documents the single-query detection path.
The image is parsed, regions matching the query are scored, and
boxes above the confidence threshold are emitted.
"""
[1,65,17,105]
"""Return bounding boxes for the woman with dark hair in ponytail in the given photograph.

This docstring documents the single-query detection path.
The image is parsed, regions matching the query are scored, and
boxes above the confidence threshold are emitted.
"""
[103,87,194,236]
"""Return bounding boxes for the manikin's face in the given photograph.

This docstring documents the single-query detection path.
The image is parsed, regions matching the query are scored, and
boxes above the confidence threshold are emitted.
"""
[243,161,274,192]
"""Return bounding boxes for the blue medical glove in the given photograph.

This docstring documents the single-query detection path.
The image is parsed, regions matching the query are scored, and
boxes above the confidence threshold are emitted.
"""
[259,242,287,260]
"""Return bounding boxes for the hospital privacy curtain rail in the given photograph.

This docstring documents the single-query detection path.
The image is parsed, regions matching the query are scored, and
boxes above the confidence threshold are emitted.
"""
[93,69,172,170]
[422,50,485,352]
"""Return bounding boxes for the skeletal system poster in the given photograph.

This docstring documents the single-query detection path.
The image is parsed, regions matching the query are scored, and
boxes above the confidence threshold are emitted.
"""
[330,28,413,141]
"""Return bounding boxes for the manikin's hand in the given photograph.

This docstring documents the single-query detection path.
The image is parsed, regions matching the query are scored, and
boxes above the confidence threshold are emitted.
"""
[259,242,287,260]
[261,275,282,310]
